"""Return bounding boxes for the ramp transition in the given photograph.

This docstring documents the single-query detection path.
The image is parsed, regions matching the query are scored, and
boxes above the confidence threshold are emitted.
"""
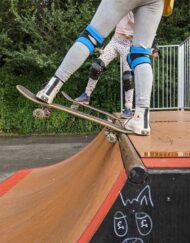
[0,111,190,243]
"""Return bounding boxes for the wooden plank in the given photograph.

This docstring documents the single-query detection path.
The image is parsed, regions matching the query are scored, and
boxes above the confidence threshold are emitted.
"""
[150,110,190,122]
[128,111,190,158]
[115,110,190,122]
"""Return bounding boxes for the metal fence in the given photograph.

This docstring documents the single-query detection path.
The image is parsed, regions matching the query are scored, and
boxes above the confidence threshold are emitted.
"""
[120,36,190,110]
[178,36,190,109]
[151,44,179,109]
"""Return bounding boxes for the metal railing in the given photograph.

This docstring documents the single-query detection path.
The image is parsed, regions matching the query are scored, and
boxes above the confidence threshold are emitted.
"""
[120,36,190,111]
[152,44,179,109]
[179,36,190,109]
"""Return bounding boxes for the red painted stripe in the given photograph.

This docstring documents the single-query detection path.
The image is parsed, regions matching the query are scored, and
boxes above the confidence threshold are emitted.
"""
[142,157,190,169]
[78,169,127,243]
[0,169,32,197]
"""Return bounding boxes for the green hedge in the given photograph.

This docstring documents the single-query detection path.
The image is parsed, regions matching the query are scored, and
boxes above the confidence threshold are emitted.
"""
[0,61,121,134]
[0,0,119,134]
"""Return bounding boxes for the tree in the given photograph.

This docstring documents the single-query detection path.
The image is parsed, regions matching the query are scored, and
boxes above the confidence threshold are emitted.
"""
[158,0,190,44]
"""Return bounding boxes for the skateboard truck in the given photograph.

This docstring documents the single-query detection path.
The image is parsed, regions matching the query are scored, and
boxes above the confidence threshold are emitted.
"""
[104,128,118,144]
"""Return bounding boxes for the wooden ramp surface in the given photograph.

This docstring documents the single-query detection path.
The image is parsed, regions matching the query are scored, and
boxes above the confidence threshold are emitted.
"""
[0,130,126,243]
[149,110,190,122]
[128,110,190,168]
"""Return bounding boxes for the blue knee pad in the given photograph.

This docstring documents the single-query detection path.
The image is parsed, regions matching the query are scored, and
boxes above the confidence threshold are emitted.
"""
[76,25,105,54]
[127,46,151,72]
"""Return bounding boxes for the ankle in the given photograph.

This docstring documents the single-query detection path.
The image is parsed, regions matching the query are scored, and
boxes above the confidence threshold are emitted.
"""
[36,76,64,103]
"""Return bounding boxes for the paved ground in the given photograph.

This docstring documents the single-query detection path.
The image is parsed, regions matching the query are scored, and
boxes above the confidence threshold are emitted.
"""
[0,135,95,183]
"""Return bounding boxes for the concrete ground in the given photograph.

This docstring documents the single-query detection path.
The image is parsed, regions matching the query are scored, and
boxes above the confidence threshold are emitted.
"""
[0,135,95,183]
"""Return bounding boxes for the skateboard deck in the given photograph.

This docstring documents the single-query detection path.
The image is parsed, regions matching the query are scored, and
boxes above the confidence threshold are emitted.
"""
[61,91,120,122]
[16,85,129,134]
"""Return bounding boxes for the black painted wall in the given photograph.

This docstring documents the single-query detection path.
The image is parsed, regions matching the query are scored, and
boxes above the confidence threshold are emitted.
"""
[91,172,190,243]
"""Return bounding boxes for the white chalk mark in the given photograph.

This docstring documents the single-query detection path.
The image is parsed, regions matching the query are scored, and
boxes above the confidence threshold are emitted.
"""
[113,211,128,237]
[122,238,144,243]
[120,185,154,207]
[135,212,153,236]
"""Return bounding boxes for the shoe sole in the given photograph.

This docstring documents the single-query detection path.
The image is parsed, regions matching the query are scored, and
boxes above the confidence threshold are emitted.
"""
[124,120,150,136]
[120,115,133,119]
[128,127,150,136]
[125,128,150,136]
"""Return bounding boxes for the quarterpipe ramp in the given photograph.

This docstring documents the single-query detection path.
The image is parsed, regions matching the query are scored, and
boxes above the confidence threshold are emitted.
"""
[0,130,126,242]
[0,110,190,243]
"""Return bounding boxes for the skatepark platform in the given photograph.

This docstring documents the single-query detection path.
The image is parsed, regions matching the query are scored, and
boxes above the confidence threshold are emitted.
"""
[0,110,190,243]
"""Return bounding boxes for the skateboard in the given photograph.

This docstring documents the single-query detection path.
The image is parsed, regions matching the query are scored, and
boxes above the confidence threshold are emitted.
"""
[16,85,130,143]
[61,91,120,123]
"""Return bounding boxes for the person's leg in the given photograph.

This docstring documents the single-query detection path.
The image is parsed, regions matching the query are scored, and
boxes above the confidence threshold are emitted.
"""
[117,38,134,118]
[36,0,134,104]
[121,70,134,118]
[124,0,164,135]
[76,37,118,104]
[75,58,105,104]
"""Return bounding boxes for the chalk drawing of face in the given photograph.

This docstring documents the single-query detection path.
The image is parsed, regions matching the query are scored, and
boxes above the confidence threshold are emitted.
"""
[112,185,154,242]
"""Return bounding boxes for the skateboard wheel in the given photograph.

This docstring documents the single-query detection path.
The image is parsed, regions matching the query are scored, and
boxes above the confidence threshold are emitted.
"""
[33,108,46,119]
[106,132,117,144]
[104,127,111,136]
[43,108,51,117]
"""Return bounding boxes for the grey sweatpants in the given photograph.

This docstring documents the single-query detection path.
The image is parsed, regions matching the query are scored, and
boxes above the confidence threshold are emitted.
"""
[55,0,164,107]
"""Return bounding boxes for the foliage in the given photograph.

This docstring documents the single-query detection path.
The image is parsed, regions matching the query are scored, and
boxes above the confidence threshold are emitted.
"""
[158,0,190,44]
